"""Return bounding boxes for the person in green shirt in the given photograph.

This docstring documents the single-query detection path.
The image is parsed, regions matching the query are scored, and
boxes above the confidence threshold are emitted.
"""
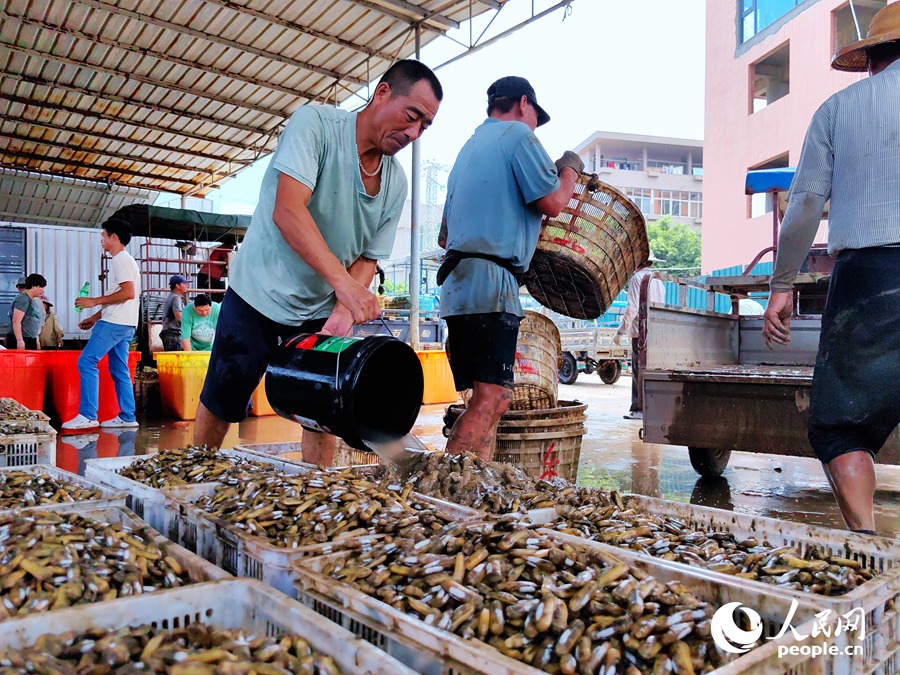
[180,294,220,351]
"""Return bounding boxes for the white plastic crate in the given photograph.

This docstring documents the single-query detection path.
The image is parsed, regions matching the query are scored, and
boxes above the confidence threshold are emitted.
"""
[84,448,309,532]
[0,464,126,513]
[0,505,230,621]
[293,534,844,675]
[0,399,53,434]
[0,579,418,675]
[0,430,56,468]
[235,440,382,467]
[526,496,900,674]
[163,480,483,597]
[75,506,232,586]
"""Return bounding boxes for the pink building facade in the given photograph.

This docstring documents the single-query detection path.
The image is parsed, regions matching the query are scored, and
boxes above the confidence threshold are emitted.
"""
[702,0,889,272]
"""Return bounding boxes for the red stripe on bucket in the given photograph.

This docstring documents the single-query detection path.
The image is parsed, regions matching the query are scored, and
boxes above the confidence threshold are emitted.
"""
[293,335,318,350]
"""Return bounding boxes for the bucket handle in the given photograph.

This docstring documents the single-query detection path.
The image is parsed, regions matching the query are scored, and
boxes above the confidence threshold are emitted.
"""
[332,315,394,391]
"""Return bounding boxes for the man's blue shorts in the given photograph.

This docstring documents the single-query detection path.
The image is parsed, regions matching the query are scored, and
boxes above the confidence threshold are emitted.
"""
[199,288,327,423]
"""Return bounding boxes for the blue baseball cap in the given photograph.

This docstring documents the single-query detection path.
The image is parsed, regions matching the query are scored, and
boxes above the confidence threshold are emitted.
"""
[170,274,189,285]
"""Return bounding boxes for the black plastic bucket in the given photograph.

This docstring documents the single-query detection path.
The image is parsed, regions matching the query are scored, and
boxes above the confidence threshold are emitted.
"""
[265,334,425,450]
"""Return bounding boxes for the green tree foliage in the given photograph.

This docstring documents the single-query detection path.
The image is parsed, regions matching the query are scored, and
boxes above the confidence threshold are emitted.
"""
[646,215,701,273]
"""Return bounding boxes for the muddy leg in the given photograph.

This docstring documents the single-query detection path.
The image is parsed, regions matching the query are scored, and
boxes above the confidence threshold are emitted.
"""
[447,381,511,461]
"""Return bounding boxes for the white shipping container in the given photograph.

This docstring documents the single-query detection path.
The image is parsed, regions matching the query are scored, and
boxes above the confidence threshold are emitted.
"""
[27,224,102,340]
[25,223,191,340]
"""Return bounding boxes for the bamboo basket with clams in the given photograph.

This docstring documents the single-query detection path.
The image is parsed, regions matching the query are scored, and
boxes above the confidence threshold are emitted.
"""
[523,173,650,319]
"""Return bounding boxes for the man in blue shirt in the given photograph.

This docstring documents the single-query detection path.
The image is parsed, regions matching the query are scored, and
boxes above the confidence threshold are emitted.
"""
[194,60,442,465]
[438,76,581,461]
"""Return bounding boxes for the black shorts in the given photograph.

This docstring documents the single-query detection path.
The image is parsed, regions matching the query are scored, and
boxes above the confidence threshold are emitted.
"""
[6,334,37,350]
[199,288,327,423]
[445,312,521,391]
[808,246,900,464]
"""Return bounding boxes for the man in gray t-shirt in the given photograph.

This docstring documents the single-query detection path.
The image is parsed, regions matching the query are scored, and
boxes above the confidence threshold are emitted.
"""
[160,274,188,351]
[195,60,443,465]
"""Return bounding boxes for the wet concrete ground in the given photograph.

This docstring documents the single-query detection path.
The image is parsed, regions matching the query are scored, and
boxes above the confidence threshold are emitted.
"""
[54,374,900,536]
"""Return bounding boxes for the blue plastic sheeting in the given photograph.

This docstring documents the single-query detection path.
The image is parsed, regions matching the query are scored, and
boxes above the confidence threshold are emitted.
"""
[710,262,774,276]
[745,168,796,195]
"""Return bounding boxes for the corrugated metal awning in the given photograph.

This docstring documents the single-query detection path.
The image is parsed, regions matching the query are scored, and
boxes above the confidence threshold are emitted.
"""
[0,166,153,226]
[0,0,506,205]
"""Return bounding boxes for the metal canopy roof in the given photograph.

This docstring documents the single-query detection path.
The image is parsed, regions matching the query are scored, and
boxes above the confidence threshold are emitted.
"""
[0,166,153,226]
[0,0,514,221]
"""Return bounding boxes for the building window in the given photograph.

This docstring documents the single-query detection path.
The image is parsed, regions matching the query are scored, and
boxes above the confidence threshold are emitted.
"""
[748,153,789,218]
[750,43,790,113]
[626,189,703,220]
[833,1,885,54]
[741,0,803,43]
[625,188,653,215]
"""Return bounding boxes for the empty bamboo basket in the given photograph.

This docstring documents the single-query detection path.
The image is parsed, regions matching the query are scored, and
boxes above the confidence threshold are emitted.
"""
[523,174,649,319]
[511,311,561,411]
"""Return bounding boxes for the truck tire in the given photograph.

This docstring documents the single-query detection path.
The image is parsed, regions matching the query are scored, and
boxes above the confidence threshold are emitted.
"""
[558,353,579,385]
[598,361,622,385]
[688,447,732,478]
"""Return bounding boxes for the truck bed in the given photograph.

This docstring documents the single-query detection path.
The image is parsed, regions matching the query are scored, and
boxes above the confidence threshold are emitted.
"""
[645,365,813,386]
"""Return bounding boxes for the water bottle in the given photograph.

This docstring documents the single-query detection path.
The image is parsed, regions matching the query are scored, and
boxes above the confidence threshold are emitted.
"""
[74,282,90,313]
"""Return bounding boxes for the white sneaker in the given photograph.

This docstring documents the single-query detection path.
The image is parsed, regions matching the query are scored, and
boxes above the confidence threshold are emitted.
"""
[65,434,99,450]
[62,414,100,430]
[623,411,644,420]
[100,416,139,429]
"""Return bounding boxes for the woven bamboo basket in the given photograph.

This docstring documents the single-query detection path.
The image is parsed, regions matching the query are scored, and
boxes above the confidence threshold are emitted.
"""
[511,311,561,411]
[523,174,649,319]
[442,400,587,482]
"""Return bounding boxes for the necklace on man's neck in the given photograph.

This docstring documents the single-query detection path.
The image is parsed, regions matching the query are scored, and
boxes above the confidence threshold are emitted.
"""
[358,153,383,178]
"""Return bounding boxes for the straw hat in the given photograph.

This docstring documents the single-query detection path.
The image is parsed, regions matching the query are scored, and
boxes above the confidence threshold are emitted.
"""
[831,3,900,72]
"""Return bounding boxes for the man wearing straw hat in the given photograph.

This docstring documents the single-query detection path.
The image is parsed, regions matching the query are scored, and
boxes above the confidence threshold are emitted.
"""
[762,3,900,536]
[438,76,581,461]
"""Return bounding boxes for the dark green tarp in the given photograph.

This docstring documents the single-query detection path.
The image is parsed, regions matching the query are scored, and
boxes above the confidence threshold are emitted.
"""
[110,205,250,242]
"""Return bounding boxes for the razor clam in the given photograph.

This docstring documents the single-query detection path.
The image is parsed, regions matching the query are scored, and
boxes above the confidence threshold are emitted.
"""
[118,446,281,488]
[0,471,103,509]
[0,623,343,673]
[320,519,727,674]
[0,512,192,620]
[547,495,877,597]
[193,470,462,548]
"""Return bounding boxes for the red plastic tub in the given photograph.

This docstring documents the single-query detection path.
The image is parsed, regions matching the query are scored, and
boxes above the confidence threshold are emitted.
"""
[0,350,48,411]
[43,350,140,423]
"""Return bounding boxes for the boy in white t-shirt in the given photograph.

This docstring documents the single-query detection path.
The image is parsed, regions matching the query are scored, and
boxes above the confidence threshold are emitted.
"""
[62,218,141,430]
